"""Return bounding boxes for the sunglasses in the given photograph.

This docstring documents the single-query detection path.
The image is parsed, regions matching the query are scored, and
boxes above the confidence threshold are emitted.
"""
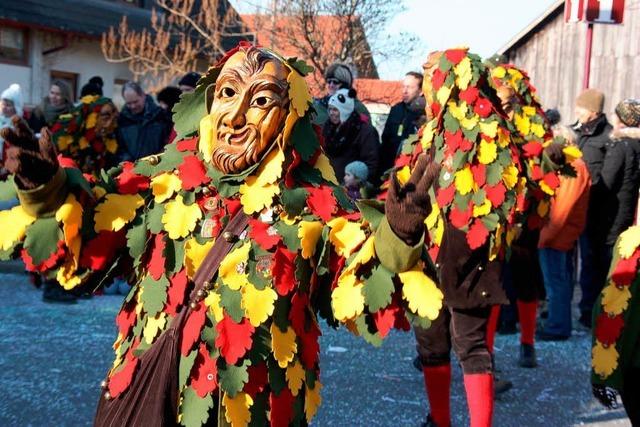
[326,78,341,85]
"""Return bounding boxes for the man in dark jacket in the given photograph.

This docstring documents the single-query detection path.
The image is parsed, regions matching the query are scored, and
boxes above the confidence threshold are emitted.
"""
[323,88,379,183]
[378,72,425,181]
[313,62,370,125]
[572,89,616,327]
[117,81,172,162]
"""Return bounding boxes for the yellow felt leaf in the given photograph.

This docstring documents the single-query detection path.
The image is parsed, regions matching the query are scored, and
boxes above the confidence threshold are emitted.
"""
[198,114,215,162]
[448,101,468,121]
[239,176,279,215]
[327,217,366,258]
[241,283,277,327]
[56,258,83,290]
[508,68,524,84]
[298,221,324,259]
[436,86,452,106]
[286,360,305,396]
[282,109,299,148]
[151,172,182,203]
[477,140,497,164]
[563,145,582,163]
[143,313,167,344]
[255,148,285,186]
[425,202,440,229]
[331,272,365,321]
[539,180,555,196]
[592,341,619,378]
[287,70,312,117]
[86,112,97,129]
[57,135,73,151]
[618,226,640,259]
[315,153,338,184]
[601,284,632,315]
[530,122,546,138]
[514,113,531,135]
[473,199,492,217]
[396,165,411,185]
[492,66,506,79]
[479,121,498,138]
[304,382,322,422]
[454,166,474,195]
[204,291,224,322]
[460,114,479,130]
[399,266,443,320]
[537,199,550,218]
[106,138,118,154]
[219,242,251,290]
[271,324,297,368]
[223,392,253,427]
[522,106,537,117]
[502,165,518,189]
[421,120,435,149]
[56,193,83,263]
[94,193,144,232]
[79,136,89,149]
[345,235,375,274]
[454,56,472,90]
[184,238,214,279]
[161,195,202,239]
[497,128,510,148]
[93,186,107,199]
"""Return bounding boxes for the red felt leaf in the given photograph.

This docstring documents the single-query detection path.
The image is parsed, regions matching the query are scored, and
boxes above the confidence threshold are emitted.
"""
[181,303,207,356]
[58,156,78,169]
[431,69,446,91]
[428,244,440,261]
[444,130,463,156]
[612,251,640,287]
[527,213,544,230]
[243,362,269,397]
[485,183,506,208]
[272,245,298,296]
[373,306,396,338]
[594,313,625,346]
[298,322,321,369]
[445,49,467,65]
[394,154,412,168]
[436,185,456,207]
[289,292,310,337]
[178,155,211,190]
[473,97,493,118]
[542,172,560,190]
[226,199,242,217]
[285,149,302,189]
[190,343,218,398]
[306,185,337,221]
[270,388,295,427]
[459,87,479,104]
[117,162,150,194]
[466,219,489,250]
[471,164,486,187]
[531,165,544,181]
[176,137,198,152]
[108,352,139,397]
[449,204,471,228]
[431,102,442,118]
[80,230,127,270]
[249,219,281,250]
[329,253,346,291]
[522,141,543,158]
[166,269,189,315]
[21,240,66,273]
[215,316,254,365]
[148,233,166,281]
[115,303,136,337]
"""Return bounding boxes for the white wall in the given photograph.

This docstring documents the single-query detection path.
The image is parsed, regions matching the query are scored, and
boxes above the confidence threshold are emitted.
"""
[0,63,32,103]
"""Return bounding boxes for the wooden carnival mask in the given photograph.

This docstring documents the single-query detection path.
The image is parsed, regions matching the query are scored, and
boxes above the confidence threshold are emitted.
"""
[207,49,290,174]
[96,102,118,137]
[422,51,443,120]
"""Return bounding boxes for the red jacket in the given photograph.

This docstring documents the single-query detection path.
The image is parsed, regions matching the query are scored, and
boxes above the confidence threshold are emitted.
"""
[539,158,591,251]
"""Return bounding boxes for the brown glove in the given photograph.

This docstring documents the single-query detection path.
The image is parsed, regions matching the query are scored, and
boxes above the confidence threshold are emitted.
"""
[385,153,441,246]
[0,116,59,190]
[544,142,565,166]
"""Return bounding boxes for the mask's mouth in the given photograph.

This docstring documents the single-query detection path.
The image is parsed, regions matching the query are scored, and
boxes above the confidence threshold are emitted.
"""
[219,126,257,146]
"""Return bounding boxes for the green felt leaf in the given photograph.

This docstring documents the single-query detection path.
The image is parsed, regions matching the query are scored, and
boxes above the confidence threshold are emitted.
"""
[179,386,214,427]
[247,246,271,291]
[453,192,471,211]
[315,227,331,276]
[272,296,292,332]
[472,188,487,205]
[219,285,244,323]
[247,324,271,365]
[126,213,148,263]
[99,168,117,194]
[173,68,219,140]
[333,185,354,211]
[201,312,218,347]
[497,148,513,167]
[24,217,62,266]
[281,187,308,216]
[480,213,500,231]
[486,163,503,186]
[0,175,17,201]
[64,167,94,198]
[248,392,268,427]
[292,393,305,425]
[139,274,169,317]
[363,265,395,313]
[355,315,383,347]
[356,199,384,230]
[0,241,19,261]
[406,311,431,329]
[462,126,480,143]
[295,256,311,293]
[133,157,156,177]
[218,359,250,397]
[452,150,469,171]
[155,144,186,174]
[181,190,196,206]
[291,116,319,161]
[443,112,459,133]
[292,162,322,186]
[164,237,185,275]
[179,349,198,390]
[274,221,301,253]
[147,202,165,234]
[305,368,317,389]
[267,359,287,395]
[287,58,314,76]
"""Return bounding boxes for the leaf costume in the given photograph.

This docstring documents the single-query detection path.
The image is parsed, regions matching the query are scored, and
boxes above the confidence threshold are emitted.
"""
[0,45,443,426]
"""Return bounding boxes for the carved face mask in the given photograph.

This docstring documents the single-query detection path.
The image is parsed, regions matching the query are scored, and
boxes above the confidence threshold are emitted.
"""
[96,103,118,137]
[208,49,290,174]
[422,51,442,120]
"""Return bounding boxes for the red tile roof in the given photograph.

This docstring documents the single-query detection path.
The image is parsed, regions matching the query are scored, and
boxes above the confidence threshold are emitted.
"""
[354,79,403,106]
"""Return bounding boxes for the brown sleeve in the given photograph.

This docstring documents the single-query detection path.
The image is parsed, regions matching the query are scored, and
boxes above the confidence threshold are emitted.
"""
[16,167,69,217]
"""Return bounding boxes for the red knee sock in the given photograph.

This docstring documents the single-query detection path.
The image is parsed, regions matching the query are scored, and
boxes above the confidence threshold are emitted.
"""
[517,300,537,345]
[486,305,501,353]
[463,373,494,427]
[422,364,451,427]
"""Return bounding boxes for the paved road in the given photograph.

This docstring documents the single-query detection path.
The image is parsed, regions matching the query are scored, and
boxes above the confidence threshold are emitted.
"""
[0,262,631,426]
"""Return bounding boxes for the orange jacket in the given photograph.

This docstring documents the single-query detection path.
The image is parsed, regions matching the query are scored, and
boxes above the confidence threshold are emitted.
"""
[539,159,591,251]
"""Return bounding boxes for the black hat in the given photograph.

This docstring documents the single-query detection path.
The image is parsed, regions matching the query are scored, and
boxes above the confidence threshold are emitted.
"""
[178,72,201,89]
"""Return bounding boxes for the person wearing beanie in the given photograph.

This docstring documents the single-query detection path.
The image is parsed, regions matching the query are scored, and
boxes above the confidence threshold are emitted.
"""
[156,86,182,111]
[545,108,561,127]
[1,83,24,164]
[178,72,201,93]
[80,82,103,98]
[572,88,614,328]
[344,160,374,200]
[323,88,379,183]
[313,62,370,125]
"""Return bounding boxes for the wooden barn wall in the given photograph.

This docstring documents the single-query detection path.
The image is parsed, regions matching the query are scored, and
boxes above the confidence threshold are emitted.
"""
[504,3,640,126]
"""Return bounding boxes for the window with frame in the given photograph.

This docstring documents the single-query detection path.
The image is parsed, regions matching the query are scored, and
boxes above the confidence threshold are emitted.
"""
[0,26,28,65]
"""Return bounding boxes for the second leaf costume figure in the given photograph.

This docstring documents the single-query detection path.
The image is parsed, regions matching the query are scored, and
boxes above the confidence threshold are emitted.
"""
[0,45,443,426]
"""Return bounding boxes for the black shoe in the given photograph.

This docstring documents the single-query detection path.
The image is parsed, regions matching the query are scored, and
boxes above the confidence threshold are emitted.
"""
[579,311,592,328]
[494,376,513,395]
[497,320,518,335]
[413,356,423,372]
[421,414,444,427]
[536,331,570,341]
[518,343,537,368]
[43,282,77,304]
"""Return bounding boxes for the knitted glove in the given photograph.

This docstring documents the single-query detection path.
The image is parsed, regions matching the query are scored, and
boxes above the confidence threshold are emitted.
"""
[592,384,619,409]
[385,153,441,246]
[544,142,565,166]
[0,116,59,190]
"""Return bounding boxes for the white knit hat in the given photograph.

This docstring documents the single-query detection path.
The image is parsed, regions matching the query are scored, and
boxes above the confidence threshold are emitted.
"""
[328,88,356,123]
[1,83,23,117]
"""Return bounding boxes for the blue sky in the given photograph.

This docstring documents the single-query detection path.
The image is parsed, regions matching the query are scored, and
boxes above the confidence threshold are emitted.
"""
[231,0,560,80]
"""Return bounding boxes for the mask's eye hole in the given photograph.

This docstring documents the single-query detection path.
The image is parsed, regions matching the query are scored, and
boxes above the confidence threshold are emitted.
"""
[254,96,268,107]
[221,87,236,98]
